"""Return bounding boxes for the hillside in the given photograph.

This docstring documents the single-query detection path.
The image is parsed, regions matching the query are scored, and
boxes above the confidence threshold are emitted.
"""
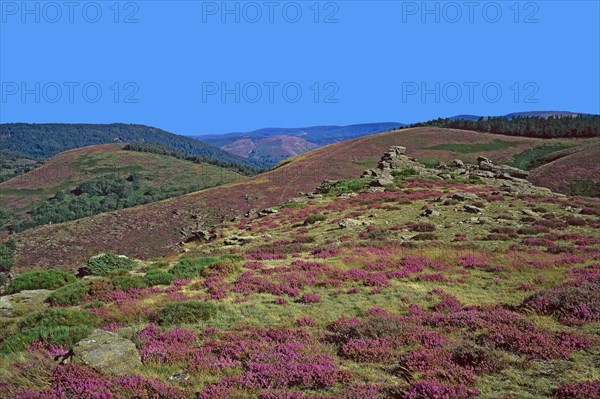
[0,123,265,169]
[221,135,318,165]
[195,122,403,166]
[0,152,40,184]
[529,143,600,197]
[1,145,598,399]
[8,127,600,271]
[0,144,244,232]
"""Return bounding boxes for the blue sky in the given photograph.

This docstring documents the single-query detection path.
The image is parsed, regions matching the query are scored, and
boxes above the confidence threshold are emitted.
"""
[1,0,599,134]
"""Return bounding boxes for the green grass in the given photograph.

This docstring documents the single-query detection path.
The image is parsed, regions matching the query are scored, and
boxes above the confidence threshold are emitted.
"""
[510,144,574,170]
[426,140,521,154]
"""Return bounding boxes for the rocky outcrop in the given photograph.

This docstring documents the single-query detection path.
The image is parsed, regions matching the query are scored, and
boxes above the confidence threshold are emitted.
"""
[357,146,556,198]
[73,329,142,376]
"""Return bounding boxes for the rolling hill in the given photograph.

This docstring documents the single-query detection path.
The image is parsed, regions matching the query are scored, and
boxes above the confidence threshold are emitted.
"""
[0,123,265,169]
[0,144,245,232]
[1,139,598,399]
[529,143,600,197]
[9,127,600,272]
[193,122,403,166]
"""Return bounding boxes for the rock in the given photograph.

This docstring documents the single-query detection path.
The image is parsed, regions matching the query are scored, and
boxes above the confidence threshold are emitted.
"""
[477,156,491,165]
[452,192,480,201]
[263,208,278,214]
[339,192,359,198]
[0,289,52,318]
[450,159,465,168]
[73,329,142,376]
[439,174,452,180]
[437,162,448,170]
[522,209,538,217]
[478,161,529,179]
[370,174,394,187]
[464,205,483,214]
[388,146,406,155]
[169,371,191,382]
[0,296,13,318]
[339,219,362,228]
[420,209,440,217]
[224,235,256,245]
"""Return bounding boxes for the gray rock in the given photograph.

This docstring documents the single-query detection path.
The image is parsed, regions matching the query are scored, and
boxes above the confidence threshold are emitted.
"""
[452,192,480,201]
[339,218,367,228]
[73,329,142,376]
[464,205,483,214]
[450,159,465,168]
[420,209,440,217]
[522,209,538,217]
[224,235,256,245]
[0,295,13,318]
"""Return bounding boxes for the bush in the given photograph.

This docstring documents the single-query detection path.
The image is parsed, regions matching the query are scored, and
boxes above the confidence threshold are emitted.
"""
[1,309,98,353]
[409,222,436,232]
[412,233,437,241]
[0,238,16,273]
[47,281,91,306]
[304,214,326,225]
[111,275,147,291]
[156,300,218,325]
[169,257,219,278]
[565,216,586,226]
[144,269,175,286]
[84,253,137,276]
[6,270,77,294]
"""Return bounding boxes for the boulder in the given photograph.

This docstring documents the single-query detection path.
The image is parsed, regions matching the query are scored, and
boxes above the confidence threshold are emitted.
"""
[224,235,256,245]
[73,329,142,376]
[464,205,483,214]
[0,296,13,318]
[450,159,465,168]
[339,218,373,228]
[420,209,440,217]
[452,192,480,201]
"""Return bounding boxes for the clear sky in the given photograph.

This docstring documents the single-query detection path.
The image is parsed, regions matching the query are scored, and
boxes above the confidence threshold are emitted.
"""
[1,0,598,134]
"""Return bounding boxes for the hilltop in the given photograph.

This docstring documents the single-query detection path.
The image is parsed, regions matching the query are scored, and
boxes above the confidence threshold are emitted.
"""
[0,123,265,169]
[8,127,599,271]
[0,143,598,399]
[0,144,244,233]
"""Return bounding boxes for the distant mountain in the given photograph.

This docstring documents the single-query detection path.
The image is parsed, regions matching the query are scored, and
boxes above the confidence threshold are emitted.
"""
[0,123,266,169]
[191,122,404,166]
[449,111,594,121]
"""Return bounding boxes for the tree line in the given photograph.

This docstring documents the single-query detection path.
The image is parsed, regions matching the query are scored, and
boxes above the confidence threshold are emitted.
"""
[123,142,261,176]
[413,115,599,138]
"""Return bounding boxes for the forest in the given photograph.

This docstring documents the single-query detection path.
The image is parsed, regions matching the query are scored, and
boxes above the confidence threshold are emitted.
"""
[413,115,600,138]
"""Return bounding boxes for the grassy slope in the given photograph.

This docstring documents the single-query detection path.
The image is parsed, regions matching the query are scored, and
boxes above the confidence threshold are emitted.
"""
[1,167,599,398]
[10,128,599,271]
[0,144,244,212]
[529,143,600,197]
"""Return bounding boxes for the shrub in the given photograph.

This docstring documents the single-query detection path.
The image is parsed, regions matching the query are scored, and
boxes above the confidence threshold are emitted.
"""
[6,270,77,294]
[156,300,218,325]
[304,214,326,225]
[554,380,600,399]
[517,226,539,235]
[412,233,437,241]
[451,343,500,373]
[2,309,97,353]
[565,216,586,226]
[84,253,137,276]
[47,281,91,306]
[299,292,322,303]
[391,168,418,178]
[110,275,147,291]
[522,281,599,325]
[409,222,436,232]
[169,257,218,278]
[0,238,16,273]
[144,269,175,286]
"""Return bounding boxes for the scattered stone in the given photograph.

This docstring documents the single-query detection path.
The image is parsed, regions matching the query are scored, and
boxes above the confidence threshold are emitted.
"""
[522,209,538,217]
[464,205,483,214]
[452,192,480,201]
[421,209,440,217]
[0,296,13,318]
[340,192,359,198]
[73,329,142,376]
[224,235,256,245]
[450,159,465,168]
[339,219,372,228]
[169,371,191,382]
